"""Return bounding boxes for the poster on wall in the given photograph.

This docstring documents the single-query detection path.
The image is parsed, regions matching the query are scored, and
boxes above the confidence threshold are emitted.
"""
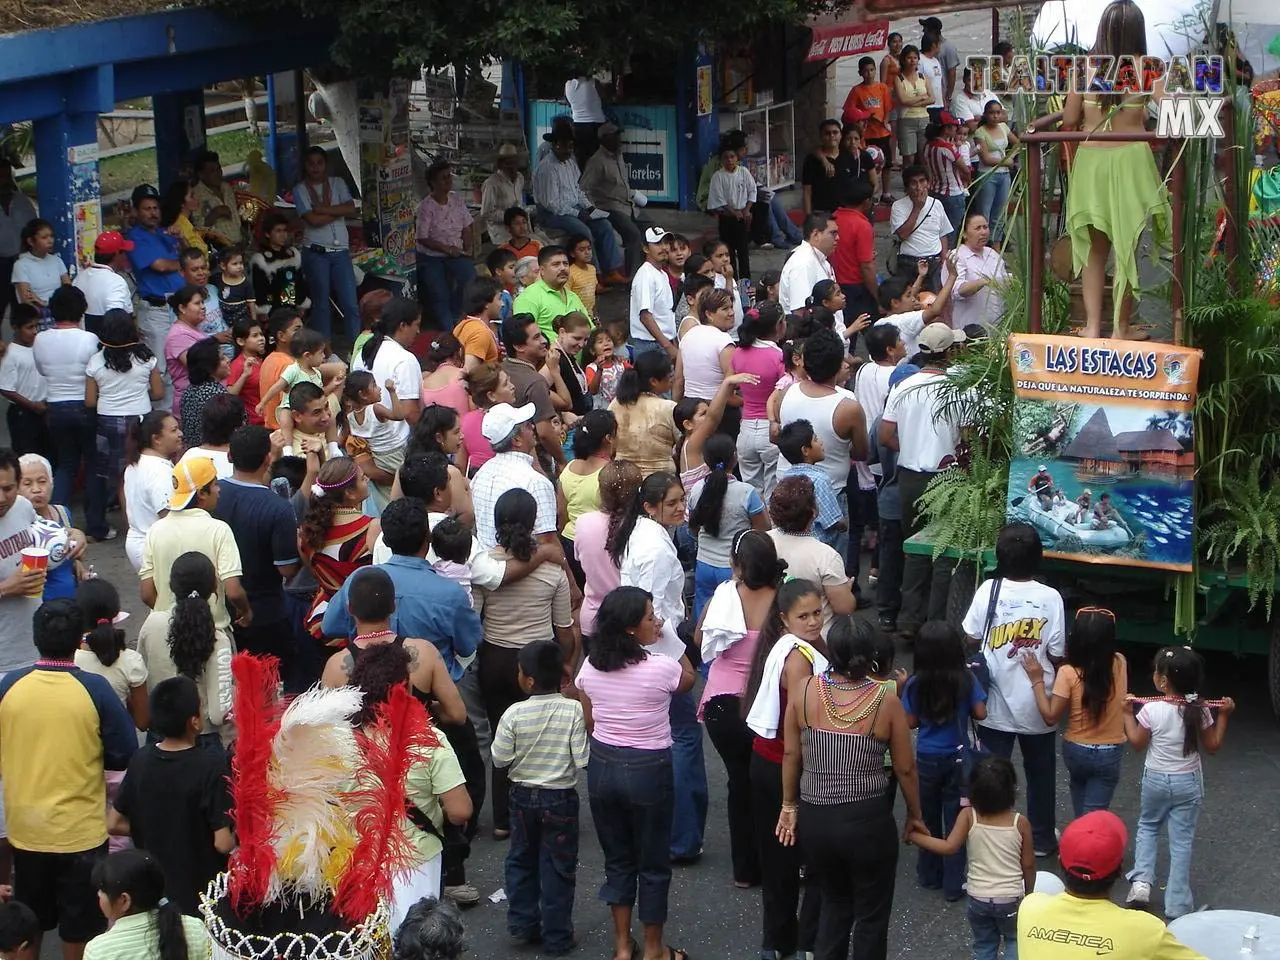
[1006,334,1202,572]
[376,152,417,273]
[696,65,713,117]
[68,143,101,271]
[359,104,386,144]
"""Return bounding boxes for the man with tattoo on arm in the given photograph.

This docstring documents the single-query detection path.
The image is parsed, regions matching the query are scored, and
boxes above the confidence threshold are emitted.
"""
[319,566,466,727]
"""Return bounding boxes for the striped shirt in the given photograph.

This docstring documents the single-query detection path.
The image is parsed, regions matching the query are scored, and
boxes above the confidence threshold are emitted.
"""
[923,139,966,197]
[491,693,589,789]
[83,911,209,960]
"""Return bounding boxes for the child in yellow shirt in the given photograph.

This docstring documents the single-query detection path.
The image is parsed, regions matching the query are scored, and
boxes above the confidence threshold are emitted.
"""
[566,235,599,318]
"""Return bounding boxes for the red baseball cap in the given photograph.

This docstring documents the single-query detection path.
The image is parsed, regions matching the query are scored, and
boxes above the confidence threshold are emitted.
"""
[94,231,134,255]
[938,111,959,127]
[845,106,872,122]
[1059,811,1128,880]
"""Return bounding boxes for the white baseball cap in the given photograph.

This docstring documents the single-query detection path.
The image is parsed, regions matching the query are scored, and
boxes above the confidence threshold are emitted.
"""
[481,402,537,445]
[644,226,670,244]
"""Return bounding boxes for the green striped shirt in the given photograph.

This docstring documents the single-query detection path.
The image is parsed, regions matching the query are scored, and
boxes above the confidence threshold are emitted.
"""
[84,911,210,960]
[491,693,589,789]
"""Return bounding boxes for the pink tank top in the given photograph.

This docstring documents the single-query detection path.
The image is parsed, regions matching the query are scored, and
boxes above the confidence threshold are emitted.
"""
[699,629,762,719]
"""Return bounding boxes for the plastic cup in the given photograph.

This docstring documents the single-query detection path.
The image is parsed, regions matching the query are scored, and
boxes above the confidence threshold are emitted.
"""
[19,547,48,598]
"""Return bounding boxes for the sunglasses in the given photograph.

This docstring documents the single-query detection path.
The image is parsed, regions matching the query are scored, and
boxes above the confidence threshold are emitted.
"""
[1076,606,1116,621]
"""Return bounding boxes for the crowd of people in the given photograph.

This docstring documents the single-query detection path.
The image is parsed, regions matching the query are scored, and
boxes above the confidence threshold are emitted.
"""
[0,5,1233,958]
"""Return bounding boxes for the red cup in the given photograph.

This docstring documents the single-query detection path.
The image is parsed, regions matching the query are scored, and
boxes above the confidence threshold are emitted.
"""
[19,547,48,598]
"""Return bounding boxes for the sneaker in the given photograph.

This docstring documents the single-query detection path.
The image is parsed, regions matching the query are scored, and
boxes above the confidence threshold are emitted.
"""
[1125,880,1152,907]
[444,883,481,906]
[1034,828,1063,858]
[88,528,118,543]
[760,242,776,250]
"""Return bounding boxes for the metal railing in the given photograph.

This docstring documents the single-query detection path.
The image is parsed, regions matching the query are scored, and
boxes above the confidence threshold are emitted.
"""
[1020,110,1192,343]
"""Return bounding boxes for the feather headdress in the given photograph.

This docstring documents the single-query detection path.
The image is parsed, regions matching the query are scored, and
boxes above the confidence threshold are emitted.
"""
[226,653,285,915]
[333,682,438,923]
[267,686,364,906]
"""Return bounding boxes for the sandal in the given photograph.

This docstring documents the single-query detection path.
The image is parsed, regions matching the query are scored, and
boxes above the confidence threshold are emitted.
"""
[614,937,640,960]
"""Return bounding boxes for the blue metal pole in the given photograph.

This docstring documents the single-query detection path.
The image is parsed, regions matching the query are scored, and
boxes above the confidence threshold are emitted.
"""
[265,73,279,172]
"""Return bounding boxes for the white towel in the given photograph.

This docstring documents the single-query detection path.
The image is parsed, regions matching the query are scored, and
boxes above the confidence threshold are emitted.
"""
[745,635,829,740]
[700,580,747,663]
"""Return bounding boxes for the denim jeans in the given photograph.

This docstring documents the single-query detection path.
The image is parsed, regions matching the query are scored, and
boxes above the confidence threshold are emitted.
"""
[693,561,734,624]
[973,171,1012,244]
[768,195,803,246]
[916,752,967,899]
[1061,740,1123,818]
[799,798,898,960]
[506,785,579,953]
[668,690,708,859]
[737,418,779,503]
[701,694,760,885]
[934,193,968,248]
[1128,768,1203,918]
[48,401,107,538]
[536,207,623,274]
[977,728,1057,853]
[587,740,674,925]
[300,247,360,342]
[416,254,476,329]
[967,896,1020,960]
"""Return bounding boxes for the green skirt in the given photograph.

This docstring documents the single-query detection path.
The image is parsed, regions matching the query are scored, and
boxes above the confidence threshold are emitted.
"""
[1065,142,1171,326]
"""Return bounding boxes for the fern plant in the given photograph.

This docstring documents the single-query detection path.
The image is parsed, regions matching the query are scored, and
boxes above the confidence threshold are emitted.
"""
[1201,462,1280,618]
[916,444,1010,563]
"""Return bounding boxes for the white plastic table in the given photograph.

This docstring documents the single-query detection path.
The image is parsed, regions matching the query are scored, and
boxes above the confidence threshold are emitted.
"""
[1168,910,1280,958]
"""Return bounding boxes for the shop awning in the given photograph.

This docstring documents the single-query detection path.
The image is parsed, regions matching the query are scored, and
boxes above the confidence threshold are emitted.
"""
[806,19,891,62]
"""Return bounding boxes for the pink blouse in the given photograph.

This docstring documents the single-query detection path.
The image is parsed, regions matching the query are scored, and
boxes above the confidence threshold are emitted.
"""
[698,628,762,719]
[574,510,621,636]
[421,373,470,422]
[416,193,473,256]
[460,407,495,472]
[732,343,786,420]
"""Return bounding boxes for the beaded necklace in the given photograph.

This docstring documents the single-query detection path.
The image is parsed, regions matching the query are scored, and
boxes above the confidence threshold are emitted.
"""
[818,673,886,729]
[354,629,395,645]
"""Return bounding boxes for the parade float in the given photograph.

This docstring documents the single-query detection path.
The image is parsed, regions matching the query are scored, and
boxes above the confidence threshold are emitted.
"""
[201,653,436,960]
[902,14,1280,714]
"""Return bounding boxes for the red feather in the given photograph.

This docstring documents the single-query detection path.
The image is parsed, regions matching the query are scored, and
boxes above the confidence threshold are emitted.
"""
[226,653,285,915]
[333,683,438,924]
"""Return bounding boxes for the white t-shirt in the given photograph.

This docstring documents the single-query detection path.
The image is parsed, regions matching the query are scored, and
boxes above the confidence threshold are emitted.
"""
[679,324,732,400]
[962,578,1067,735]
[12,252,67,303]
[952,90,1000,125]
[124,454,174,544]
[1138,700,1209,774]
[352,338,419,449]
[74,647,148,704]
[73,264,133,317]
[86,352,157,416]
[881,369,967,472]
[179,446,233,479]
[920,54,946,108]
[32,326,99,402]
[874,311,927,360]
[630,261,676,341]
[889,197,952,259]
[0,343,47,403]
[347,403,403,456]
[779,243,841,324]
[564,78,606,124]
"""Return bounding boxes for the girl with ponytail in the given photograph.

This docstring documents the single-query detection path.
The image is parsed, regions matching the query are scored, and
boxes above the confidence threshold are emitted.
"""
[695,530,788,887]
[733,301,788,500]
[75,578,148,730]
[688,432,769,620]
[1121,645,1235,916]
[86,849,208,960]
[573,459,642,641]
[136,552,234,755]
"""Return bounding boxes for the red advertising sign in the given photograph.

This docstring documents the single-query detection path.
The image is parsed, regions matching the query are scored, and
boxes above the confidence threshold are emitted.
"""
[806,20,891,62]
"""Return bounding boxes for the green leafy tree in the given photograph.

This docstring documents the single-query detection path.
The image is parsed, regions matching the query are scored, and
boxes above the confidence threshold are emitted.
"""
[211,0,835,78]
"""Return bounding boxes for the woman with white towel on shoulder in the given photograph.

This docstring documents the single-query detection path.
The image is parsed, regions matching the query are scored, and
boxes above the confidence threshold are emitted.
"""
[740,577,828,960]
[694,530,788,888]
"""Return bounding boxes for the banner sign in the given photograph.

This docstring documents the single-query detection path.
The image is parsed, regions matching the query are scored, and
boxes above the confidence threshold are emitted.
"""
[806,20,890,62]
[1006,334,1202,571]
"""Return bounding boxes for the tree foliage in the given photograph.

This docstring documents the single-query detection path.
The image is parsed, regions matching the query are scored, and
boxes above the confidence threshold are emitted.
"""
[210,0,837,78]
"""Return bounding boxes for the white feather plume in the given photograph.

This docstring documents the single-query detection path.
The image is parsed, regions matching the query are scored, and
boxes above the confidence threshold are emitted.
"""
[266,685,364,905]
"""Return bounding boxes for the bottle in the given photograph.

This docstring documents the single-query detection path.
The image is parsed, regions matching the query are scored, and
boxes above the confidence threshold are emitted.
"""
[1242,925,1260,954]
